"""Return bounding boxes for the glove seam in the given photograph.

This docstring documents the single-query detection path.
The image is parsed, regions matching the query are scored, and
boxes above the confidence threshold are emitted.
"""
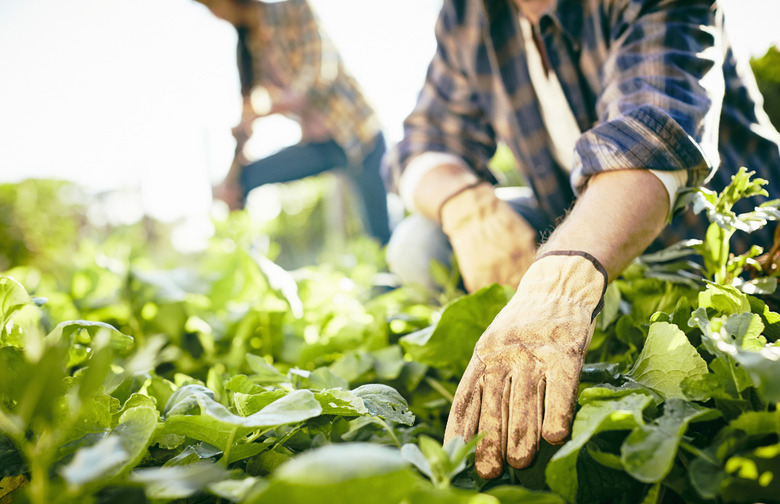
[535,250,608,323]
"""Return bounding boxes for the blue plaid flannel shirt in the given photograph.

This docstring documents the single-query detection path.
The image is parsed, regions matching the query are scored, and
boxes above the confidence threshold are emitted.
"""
[387,0,780,252]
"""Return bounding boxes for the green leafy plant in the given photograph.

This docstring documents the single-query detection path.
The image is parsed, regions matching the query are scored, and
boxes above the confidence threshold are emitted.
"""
[0,169,779,503]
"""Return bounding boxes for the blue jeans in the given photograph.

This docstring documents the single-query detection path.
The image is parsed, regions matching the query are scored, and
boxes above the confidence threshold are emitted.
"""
[386,186,551,290]
[240,134,391,244]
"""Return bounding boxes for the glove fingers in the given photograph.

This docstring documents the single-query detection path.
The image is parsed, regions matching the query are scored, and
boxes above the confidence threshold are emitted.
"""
[475,373,510,479]
[507,365,544,469]
[444,359,484,445]
[542,364,581,444]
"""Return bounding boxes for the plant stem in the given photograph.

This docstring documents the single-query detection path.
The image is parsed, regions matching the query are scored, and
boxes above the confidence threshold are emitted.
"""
[679,441,717,464]
[425,377,454,403]
[377,418,402,448]
[221,426,239,467]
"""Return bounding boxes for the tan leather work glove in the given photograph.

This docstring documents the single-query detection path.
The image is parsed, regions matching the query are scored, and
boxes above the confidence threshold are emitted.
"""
[443,251,608,479]
[440,183,537,293]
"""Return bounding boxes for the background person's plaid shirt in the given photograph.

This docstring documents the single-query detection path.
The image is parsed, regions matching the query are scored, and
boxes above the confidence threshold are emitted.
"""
[387,0,780,252]
[238,0,381,166]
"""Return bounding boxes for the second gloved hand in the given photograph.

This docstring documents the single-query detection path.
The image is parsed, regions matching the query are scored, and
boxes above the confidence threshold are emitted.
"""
[443,251,608,479]
[440,182,538,292]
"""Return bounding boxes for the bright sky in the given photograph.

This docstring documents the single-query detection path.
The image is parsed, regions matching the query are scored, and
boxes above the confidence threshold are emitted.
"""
[0,0,778,228]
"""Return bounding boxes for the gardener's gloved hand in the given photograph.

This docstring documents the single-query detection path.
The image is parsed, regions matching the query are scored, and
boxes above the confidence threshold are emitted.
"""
[443,251,608,479]
[440,183,537,293]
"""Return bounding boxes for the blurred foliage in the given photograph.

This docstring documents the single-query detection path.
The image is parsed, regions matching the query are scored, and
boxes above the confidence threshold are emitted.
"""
[751,45,780,130]
[488,143,525,187]
[244,173,371,271]
[0,179,86,273]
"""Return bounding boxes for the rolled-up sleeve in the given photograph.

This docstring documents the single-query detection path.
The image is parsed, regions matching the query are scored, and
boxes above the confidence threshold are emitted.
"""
[385,0,497,193]
[571,0,724,195]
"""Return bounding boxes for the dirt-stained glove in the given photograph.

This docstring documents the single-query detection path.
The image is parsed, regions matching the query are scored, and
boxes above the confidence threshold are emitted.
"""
[443,251,608,479]
[440,182,538,293]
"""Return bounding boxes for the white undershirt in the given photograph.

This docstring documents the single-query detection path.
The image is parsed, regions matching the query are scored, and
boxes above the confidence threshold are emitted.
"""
[400,15,686,216]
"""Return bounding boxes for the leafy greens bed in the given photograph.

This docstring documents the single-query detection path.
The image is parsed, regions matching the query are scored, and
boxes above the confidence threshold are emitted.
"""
[1,169,779,504]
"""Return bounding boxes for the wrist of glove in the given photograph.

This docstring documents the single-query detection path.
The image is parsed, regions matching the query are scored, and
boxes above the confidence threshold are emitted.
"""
[439,182,538,292]
[444,251,608,479]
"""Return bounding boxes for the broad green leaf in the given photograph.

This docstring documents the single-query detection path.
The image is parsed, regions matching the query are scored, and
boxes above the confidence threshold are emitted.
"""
[0,347,27,406]
[163,442,222,467]
[245,443,420,504]
[400,284,511,375]
[235,388,368,418]
[208,476,263,502]
[45,320,134,368]
[578,383,654,405]
[224,374,264,394]
[14,343,69,427]
[351,384,414,425]
[597,282,621,331]
[486,486,566,504]
[733,345,780,403]
[641,483,662,504]
[371,345,406,380]
[681,373,727,402]
[402,435,480,488]
[406,485,500,503]
[689,457,725,499]
[738,277,777,296]
[0,474,27,501]
[246,354,287,384]
[690,308,780,402]
[163,386,321,454]
[698,283,751,315]
[546,393,652,502]
[329,350,375,384]
[0,435,26,478]
[306,366,349,390]
[254,254,303,318]
[626,322,709,399]
[167,385,322,429]
[61,398,158,490]
[131,462,230,500]
[400,442,433,479]
[233,390,287,417]
[747,294,780,340]
[620,399,719,482]
[0,276,33,335]
[724,313,766,349]
[314,388,368,416]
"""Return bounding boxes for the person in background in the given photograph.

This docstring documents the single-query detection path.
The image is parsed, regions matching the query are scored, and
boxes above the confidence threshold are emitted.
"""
[202,0,391,244]
[384,0,780,480]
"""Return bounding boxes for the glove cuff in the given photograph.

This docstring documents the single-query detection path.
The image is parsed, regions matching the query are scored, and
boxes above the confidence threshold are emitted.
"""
[527,250,608,323]
[437,180,486,226]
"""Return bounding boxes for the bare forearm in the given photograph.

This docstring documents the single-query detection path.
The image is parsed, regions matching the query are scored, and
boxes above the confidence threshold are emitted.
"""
[539,169,669,280]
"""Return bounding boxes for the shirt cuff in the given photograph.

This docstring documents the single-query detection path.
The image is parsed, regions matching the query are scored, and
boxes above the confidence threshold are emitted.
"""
[399,152,470,213]
[648,169,688,217]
